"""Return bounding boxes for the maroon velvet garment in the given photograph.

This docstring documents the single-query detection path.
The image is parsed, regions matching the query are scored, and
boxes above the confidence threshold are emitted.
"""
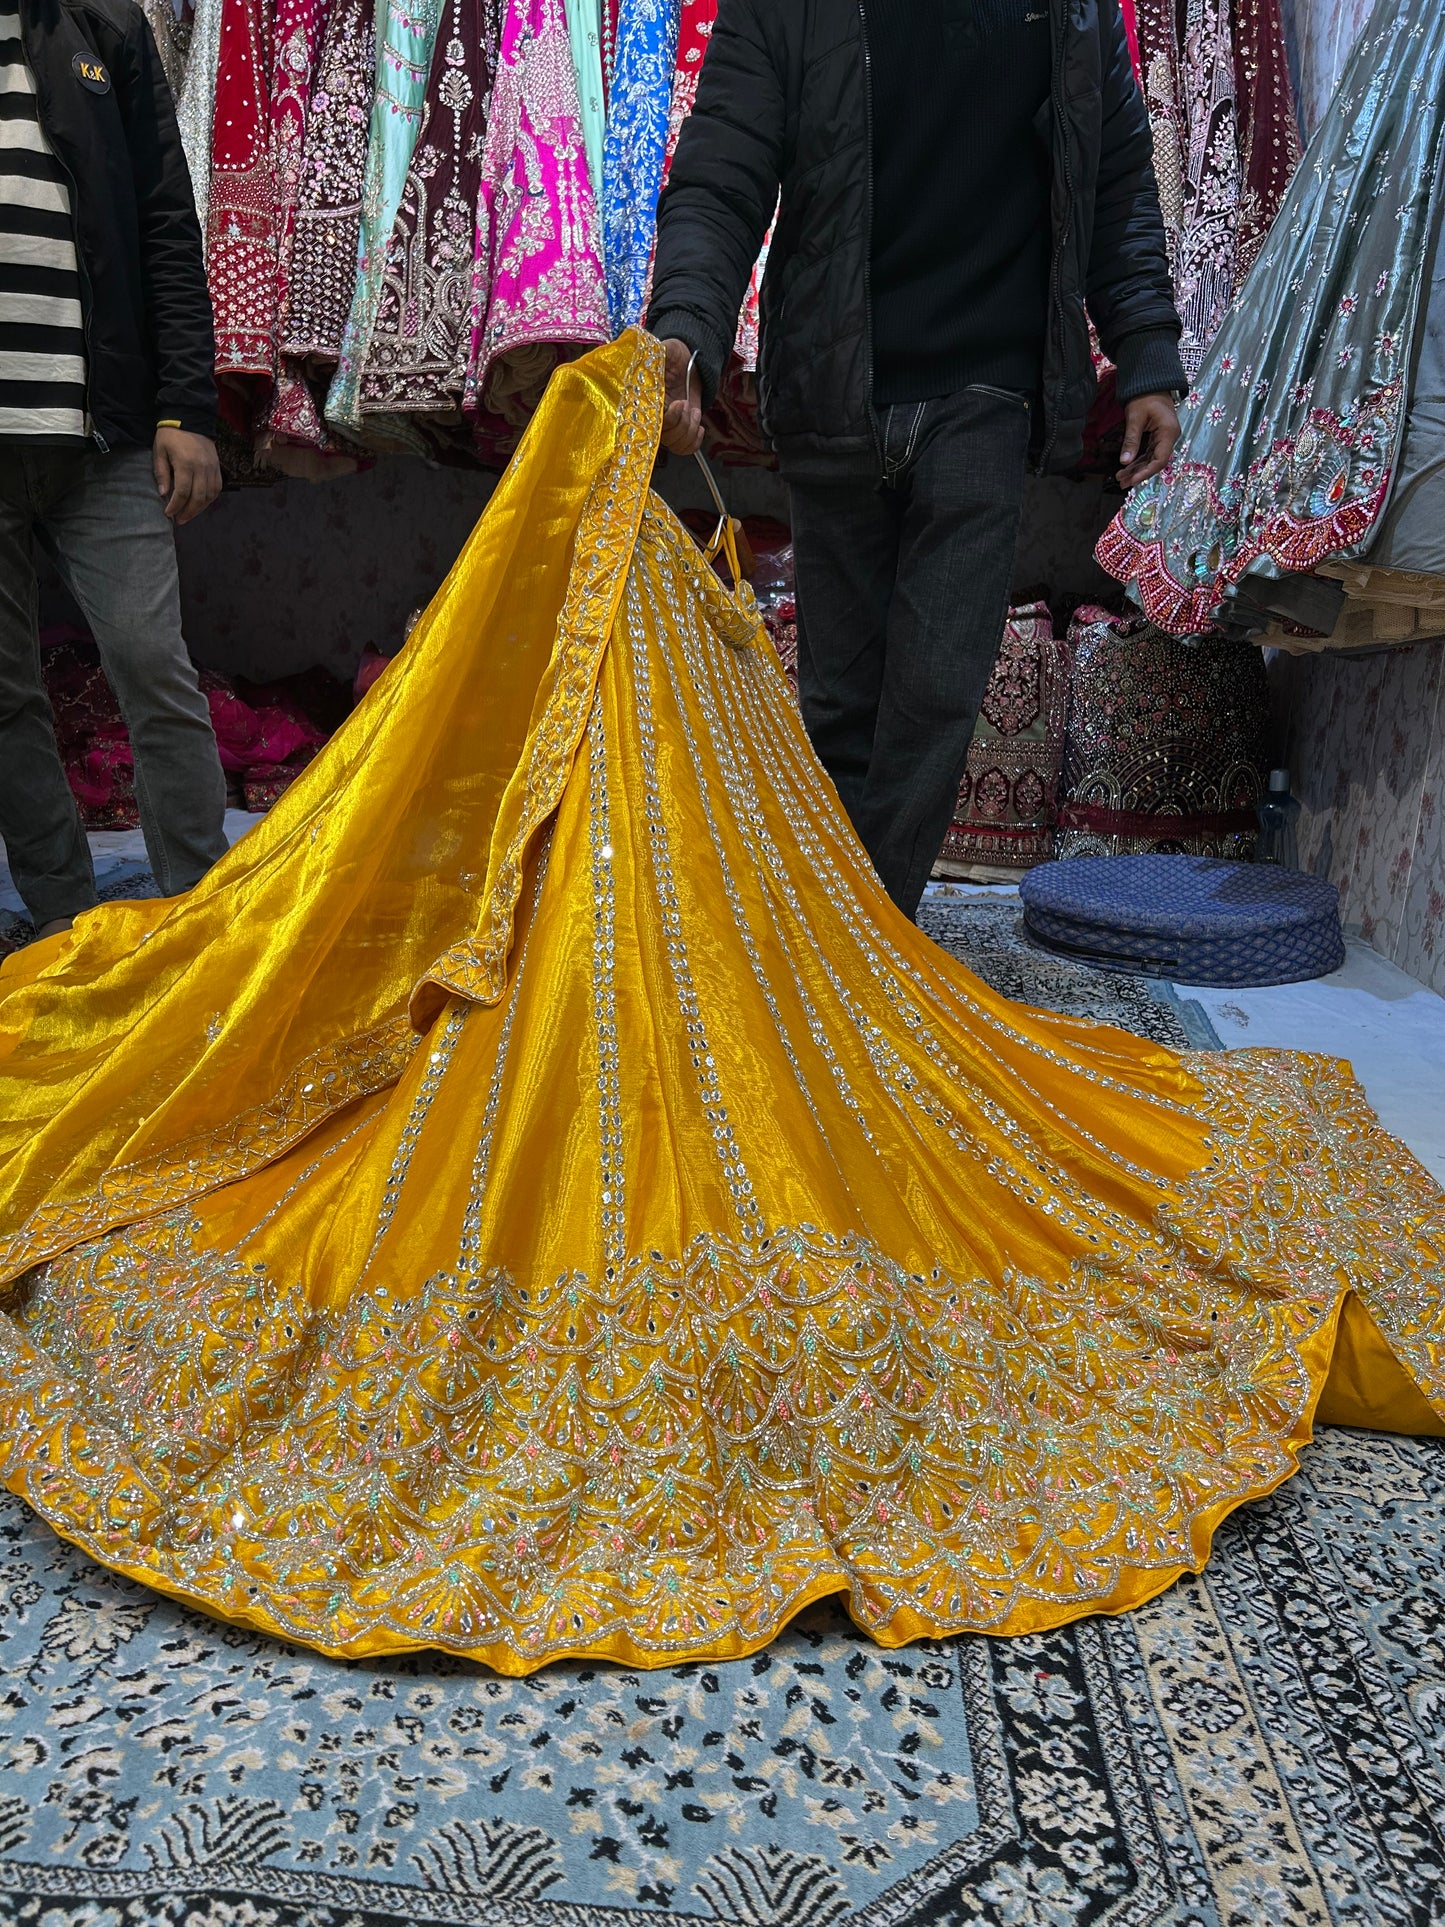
[1054,607,1270,859]
[358,0,502,416]
[1231,0,1303,278]
[936,605,1072,879]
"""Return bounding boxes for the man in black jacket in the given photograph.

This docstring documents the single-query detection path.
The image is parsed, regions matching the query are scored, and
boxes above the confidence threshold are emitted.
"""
[1,0,226,939]
[650,0,1186,919]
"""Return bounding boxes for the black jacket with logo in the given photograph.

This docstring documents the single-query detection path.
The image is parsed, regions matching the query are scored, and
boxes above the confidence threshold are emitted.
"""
[17,0,215,447]
[649,0,1186,477]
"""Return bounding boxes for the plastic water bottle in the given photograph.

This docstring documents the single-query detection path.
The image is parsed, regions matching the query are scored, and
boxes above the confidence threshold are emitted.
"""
[1255,768,1301,869]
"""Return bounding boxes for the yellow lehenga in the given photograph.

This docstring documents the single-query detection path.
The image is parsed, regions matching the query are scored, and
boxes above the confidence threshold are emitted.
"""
[1,333,1441,1676]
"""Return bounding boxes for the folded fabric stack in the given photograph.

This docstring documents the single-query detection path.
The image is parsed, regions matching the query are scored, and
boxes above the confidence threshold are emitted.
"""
[936,602,1071,882]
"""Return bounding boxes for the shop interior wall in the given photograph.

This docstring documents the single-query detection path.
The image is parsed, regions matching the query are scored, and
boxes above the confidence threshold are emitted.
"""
[169,454,791,684]
[1271,639,1445,995]
[174,460,498,683]
[167,459,1122,685]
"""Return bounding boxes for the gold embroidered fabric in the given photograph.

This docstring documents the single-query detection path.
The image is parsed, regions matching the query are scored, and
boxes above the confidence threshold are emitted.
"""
[1,333,1441,1676]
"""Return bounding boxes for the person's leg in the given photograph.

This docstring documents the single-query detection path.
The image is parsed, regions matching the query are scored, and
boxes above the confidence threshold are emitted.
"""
[853,387,1031,918]
[0,448,98,928]
[789,438,902,829]
[38,444,228,897]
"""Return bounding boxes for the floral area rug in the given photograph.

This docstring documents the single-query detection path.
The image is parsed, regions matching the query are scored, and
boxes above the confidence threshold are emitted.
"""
[0,905,1442,1925]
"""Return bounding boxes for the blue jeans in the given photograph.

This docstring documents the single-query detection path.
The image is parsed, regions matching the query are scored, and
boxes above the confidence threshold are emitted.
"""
[0,444,228,926]
[789,386,1032,918]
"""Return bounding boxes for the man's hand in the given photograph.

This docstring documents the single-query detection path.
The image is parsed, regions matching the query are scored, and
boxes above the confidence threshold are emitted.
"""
[660,337,705,455]
[1116,392,1180,490]
[153,426,222,524]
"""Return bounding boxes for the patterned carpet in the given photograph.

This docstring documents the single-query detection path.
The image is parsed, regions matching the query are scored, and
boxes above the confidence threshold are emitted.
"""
[919,896,1220,1049]
[0,863,158,960]
[0,900,1441,1925]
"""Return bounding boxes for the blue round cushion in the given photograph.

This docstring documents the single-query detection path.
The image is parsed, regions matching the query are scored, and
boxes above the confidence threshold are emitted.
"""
[1019,855,1345,986]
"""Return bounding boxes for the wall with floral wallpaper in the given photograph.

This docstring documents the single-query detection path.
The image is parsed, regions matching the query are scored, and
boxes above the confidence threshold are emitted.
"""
[1272,641,1445,995]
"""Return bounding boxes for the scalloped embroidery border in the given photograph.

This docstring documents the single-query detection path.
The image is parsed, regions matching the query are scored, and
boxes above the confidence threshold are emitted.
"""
[1097,384,1402,634]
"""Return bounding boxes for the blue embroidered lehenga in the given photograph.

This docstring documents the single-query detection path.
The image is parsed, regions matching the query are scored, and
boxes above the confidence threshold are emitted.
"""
[1099,0,1445,639]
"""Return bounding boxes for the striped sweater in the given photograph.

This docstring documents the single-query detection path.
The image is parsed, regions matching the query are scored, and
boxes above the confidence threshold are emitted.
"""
[0,2,86,440]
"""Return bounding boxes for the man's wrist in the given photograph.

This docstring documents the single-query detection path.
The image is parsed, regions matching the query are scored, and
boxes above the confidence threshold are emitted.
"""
[155,411,219,440]
[648,310,728,408]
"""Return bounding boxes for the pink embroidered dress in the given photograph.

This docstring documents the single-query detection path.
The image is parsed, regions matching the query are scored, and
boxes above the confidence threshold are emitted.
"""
[462,0,610,418]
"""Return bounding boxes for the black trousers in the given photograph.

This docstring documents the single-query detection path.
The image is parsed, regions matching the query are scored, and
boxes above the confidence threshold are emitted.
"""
[789,387,1031,920]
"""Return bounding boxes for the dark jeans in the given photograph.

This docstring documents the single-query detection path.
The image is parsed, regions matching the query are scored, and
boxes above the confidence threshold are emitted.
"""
[790,386,1031,919]
[0,444,228,926]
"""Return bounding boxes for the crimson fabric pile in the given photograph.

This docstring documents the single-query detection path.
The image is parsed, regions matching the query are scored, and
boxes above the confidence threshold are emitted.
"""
[40,626,348,827]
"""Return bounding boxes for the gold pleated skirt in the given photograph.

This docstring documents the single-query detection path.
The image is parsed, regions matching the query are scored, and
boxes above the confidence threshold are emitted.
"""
[1,333,1440,1675]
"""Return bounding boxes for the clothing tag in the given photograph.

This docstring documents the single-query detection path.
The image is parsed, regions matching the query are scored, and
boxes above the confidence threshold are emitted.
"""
[72,52,111,94]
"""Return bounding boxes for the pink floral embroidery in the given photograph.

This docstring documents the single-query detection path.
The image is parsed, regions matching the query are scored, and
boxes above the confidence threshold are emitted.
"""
[464,0,610,408]
[1096,384,1402,635]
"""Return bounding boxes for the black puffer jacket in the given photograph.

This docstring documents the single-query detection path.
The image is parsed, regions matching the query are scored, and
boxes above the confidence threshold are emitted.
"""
[17,0,215,448]
[649,0,1185,477]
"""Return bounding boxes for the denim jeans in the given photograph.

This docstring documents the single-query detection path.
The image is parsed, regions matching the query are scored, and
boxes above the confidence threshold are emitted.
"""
[789,386,1032,919]
[0,443,228,926]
